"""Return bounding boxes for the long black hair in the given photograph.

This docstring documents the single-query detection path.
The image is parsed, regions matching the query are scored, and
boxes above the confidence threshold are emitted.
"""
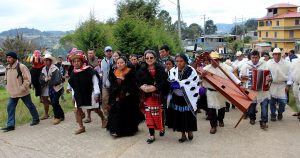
[175,53,189,64]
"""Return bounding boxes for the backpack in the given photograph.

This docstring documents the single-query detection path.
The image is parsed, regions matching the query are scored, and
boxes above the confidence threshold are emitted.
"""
[16,63,24,84]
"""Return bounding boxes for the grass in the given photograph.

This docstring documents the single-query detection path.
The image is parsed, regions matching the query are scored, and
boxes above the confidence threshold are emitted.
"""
[288,91,298,112]
[0,84,74,128]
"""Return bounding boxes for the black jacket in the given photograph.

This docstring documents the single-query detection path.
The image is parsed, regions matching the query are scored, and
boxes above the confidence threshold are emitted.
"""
[136,63,169,97]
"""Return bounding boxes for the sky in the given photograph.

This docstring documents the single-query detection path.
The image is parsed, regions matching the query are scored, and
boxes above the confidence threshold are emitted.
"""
[0,0,299,32]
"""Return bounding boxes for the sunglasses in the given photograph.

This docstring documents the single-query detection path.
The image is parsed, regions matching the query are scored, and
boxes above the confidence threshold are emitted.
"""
[145,57,155,60]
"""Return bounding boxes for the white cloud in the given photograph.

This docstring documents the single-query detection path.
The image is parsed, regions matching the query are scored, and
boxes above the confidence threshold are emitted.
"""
[0,0,299,31]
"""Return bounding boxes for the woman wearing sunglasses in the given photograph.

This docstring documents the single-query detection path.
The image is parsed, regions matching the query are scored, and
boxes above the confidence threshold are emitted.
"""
[136,50,169,144]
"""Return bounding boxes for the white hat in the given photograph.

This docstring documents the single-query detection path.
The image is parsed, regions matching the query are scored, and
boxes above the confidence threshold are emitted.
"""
[104,46,112,52]
[270,48,282,56]
[272,48,281,54]
[44,53,57,64]
[224,59,232,66]
[236,51,243,57]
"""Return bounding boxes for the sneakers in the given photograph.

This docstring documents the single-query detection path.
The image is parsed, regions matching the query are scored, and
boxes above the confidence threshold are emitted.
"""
[249,119,255,125]
[53,118,61,125]
[270,115,277,122]
[1,126,15,132]
[277,114,283,120]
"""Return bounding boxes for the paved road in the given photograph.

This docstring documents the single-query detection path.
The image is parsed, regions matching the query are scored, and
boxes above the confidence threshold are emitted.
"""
[0,107,300,158]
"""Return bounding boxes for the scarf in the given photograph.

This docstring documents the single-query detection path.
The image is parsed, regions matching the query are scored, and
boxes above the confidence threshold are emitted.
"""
[73,64,91,73]
[114,67,131,78]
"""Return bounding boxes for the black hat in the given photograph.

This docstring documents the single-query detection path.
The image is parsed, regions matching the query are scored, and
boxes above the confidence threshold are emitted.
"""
[6,52,18,59]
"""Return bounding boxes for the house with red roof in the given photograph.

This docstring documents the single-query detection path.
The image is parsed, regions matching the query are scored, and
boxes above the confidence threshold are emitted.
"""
[257,3,300,51]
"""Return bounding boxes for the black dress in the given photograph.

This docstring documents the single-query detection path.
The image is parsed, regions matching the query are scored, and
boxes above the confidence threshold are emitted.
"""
[166,66,197,132]
[107,69,144,136]
[68,67,94,107]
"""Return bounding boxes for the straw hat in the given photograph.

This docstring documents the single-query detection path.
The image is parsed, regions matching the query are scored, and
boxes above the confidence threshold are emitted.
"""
[236,51,243,57]
[210,51,220,59]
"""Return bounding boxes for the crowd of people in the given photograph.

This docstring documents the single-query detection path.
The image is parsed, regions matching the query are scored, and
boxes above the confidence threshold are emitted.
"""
[1,45,300,144]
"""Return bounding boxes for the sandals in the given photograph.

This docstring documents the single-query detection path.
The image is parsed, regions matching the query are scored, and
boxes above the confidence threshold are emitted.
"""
[111,133,118,137]
[83,118,91,123]
[178,137,187,143]
[159,130,165,136]
[74,127,86,135]
[101,119,108,128]
[146,136,155,144]
[40,115,49,120]
[188,132,193,140]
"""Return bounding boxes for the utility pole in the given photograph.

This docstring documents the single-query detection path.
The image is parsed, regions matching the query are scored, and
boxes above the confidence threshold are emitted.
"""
[177,0,181,40]
[200,14,207,42]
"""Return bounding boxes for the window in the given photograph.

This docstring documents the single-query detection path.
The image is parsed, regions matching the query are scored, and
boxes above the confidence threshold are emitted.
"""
[259,21,264,26]
[266,21,272,26]
[274,43,278,48]
[289,31,294,38]
[266,32,268,37]
[273,8,278,14]
[259,31,261,37]
[296,19,300,25]
[274,32,277,38]
[276,21,280,26]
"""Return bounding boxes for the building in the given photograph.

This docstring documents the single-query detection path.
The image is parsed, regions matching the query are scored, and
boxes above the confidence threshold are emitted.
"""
[195,35,237,53]
[257,3,300,50]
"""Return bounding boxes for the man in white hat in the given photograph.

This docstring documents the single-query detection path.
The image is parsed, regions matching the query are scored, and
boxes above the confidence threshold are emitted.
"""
[266,48,292,121]
[202,51,241,134]
[40,53,65,125]
[240,50,270,129]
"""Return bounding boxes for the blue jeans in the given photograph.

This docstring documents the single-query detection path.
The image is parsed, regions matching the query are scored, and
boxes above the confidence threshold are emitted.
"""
[248,98,269,123]
[270,97,287,117]
[49,89,64,119]
[7,94,39,127]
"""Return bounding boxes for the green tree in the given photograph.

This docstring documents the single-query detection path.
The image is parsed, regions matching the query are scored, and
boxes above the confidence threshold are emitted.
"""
[60,12,113,56]
[157,10,172,31]
[1,31,37,61]
[113,16,182,55]
[117,0,159,21]
[245,18,257,31]
[204,20,217,35]
[230,25,247,36]
[227,40,244,53]
[243,36,252,43]
[186,23,202,40]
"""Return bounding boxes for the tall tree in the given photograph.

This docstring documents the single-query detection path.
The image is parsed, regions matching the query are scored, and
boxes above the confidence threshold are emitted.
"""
[1,31,37,61]
[60,12,113,56]
[204,20,217,35]
[230,25,246,36]
[186,23,202,40]
[117,0,159,21]
[245,18,257,31]
[157,10,172,31]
